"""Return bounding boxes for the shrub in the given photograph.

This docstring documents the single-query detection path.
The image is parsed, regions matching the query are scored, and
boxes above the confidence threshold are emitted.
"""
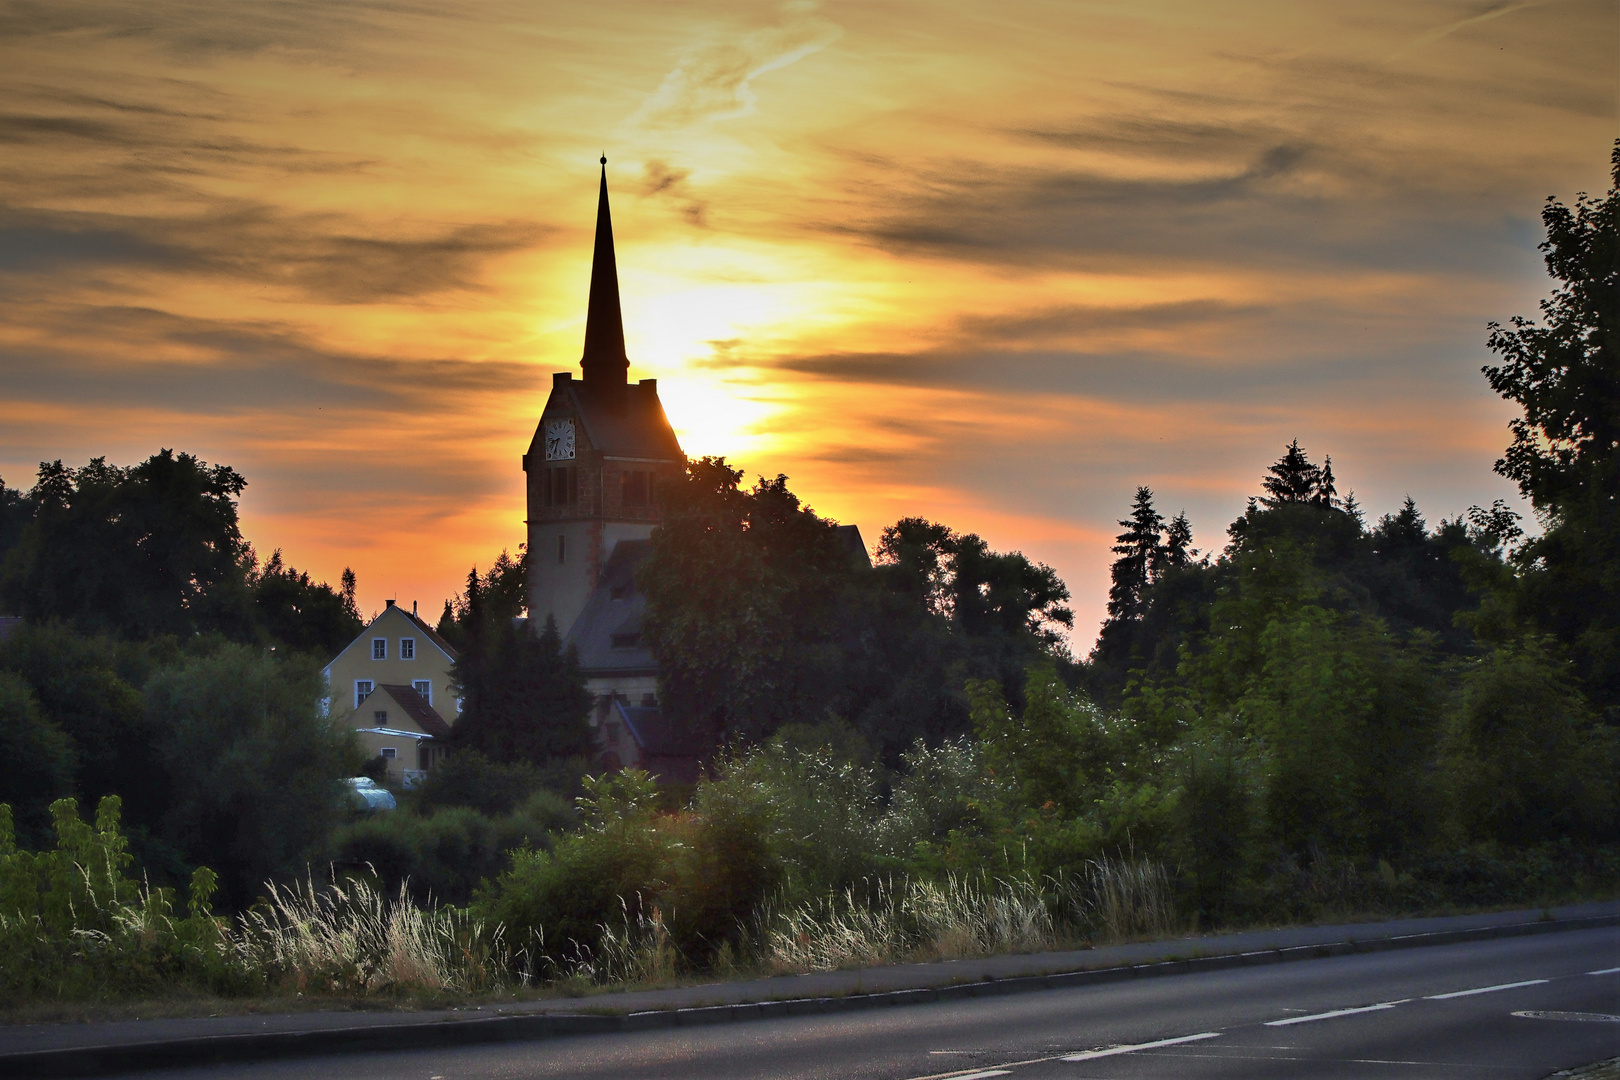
[0,797,249,1003]
[329,793,573,907]
[0,673,74,845]
[146,644,357,907]
[1442,642,1618,844]
[473,771,679,972]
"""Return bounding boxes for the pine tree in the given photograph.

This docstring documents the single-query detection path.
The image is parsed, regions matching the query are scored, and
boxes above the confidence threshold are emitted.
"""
[450,562,592,765]
[1259,440,1323,508]
[1314,456,1338,508]
[1107,487,1165,621]
[1160,511,1195,570]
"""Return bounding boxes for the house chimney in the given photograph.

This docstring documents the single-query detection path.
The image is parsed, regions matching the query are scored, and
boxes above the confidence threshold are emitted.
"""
[386,598,396,608]
[412,600,418,616]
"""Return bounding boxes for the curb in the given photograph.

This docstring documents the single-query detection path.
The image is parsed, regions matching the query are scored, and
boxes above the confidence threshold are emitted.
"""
[6,912,1615,1078]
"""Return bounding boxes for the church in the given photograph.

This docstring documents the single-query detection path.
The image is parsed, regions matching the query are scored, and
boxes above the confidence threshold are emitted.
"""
[521,160,699,780]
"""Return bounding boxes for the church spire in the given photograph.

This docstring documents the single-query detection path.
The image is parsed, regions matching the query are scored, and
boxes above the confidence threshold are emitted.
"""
[581,156,629,388]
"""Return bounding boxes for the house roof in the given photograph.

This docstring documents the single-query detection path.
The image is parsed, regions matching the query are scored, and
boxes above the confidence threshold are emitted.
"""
[326,602,458,674]
[400,607,459,660]
[564,539,659,675]
[355,726,434,741]
[372,684,453,739]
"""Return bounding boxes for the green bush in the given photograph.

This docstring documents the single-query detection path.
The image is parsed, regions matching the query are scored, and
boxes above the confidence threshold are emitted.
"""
[474,771,679,972]
[329,792,573,906]
[0,796,249,1003]
[1442,642,1618,845]
[0,672,75,846]
[145,644,358,907]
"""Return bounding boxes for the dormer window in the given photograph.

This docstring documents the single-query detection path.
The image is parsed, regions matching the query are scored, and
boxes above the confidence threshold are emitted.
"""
[610,632,641,649]
[372,638,386,660]
[610,585,631,601]
[400,638,415,660]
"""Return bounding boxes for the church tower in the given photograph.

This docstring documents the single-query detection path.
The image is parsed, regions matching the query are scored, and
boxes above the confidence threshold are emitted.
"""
[523,160,686,639]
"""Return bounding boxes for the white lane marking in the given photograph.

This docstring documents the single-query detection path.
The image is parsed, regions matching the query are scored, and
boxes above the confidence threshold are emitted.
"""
[1425,979,1548,1000]
[939,1072,1008,1080]
[1061,1032,1222,1060]
[1265,1001,1405,1026]
[1587,967,1620,976]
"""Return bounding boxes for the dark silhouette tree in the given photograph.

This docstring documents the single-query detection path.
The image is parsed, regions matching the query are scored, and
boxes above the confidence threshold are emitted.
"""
[1106,487,1164,622]
[0,450,255,639]
[1159,511,1196,573]
[1483,140,1620,709]
[1259,440,1324,508]
[450,554,593,766]
[248,549,362,657]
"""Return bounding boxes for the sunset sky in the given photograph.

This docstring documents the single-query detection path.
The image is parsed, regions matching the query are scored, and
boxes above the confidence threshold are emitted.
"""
[1,0,1614,647]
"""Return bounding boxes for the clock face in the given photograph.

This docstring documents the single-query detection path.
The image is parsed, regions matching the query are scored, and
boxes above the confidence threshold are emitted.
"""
[544,418,576,461]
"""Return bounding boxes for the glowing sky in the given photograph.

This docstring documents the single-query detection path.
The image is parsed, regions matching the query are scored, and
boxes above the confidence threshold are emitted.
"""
[1,0,1614,647]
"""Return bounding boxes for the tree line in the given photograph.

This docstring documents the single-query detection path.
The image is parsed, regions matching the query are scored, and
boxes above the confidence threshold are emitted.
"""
[0,142,1614,940]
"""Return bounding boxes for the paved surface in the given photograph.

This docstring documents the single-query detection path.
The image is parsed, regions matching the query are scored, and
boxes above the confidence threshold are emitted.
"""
[91,923,1620,1078]
[2,901,1613,1062]
[1,902,1614,1077]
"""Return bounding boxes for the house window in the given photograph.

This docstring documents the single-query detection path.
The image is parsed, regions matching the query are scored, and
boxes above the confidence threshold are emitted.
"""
[400,638,415,660]
[610,632,641,649]
[641,693,657,708]
[355,680,374,706]
[372,638,386,660]
[610,584,630,601]
[380,747,397,760]
[412,679,432,703]
[374,710,388,725]
[557,534,566,564]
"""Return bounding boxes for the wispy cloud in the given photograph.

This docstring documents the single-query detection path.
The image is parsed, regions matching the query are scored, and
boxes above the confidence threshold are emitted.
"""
[631,2,842,127]
[0,0,1607,632]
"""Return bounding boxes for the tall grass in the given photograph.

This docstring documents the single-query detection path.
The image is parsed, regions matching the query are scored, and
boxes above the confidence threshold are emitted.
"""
[761,874,1059,971]
[756,859,1179,972]
[3,796,1188,1004]
[239,875,511,995]
[1075,855,1181,943]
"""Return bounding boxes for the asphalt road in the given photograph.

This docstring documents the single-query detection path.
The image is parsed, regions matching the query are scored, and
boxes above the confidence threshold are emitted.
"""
[119,926,1619,1080]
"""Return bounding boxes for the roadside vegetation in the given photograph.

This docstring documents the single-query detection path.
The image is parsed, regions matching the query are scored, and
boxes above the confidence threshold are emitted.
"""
[0,145,1615,1011]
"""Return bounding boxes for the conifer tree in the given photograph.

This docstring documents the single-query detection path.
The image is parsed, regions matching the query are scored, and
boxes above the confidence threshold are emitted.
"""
[450,557,592,765]
[1160,511,1195,571]
[1314,456,1338,508]
[1107,487,1165,622]
[1259,440,1323,508]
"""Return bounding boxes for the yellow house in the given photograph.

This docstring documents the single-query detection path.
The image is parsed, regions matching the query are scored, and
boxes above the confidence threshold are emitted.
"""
[325,600,460,784]
[352,683,452,785]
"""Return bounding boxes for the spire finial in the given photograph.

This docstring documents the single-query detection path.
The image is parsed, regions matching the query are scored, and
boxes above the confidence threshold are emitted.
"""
[600,154,607,165]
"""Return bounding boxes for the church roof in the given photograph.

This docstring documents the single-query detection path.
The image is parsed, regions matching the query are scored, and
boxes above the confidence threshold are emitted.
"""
[564,538,658,674]
[526,160,684,464]
[582,159,629,388]
[549,378,683,461]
